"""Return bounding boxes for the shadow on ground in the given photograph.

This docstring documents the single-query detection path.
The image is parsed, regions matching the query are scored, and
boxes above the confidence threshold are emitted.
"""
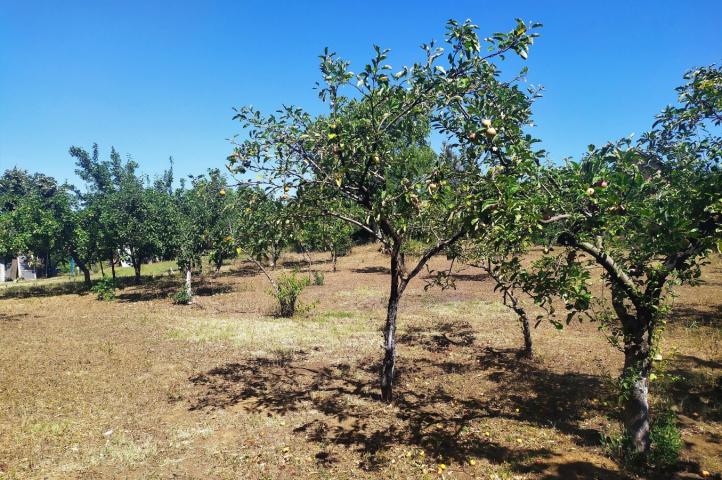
[116,277,233,302]
[0,312,29,322]
[186,325,624,476]
[671,304,722,328]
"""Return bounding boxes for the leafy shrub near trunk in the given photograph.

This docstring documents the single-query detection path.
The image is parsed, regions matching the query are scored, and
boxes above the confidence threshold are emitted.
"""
[648,409,682,469]
[91,277,116,301]
[274,272,309,317]
[312,271,325,286]
[172,288,192,305]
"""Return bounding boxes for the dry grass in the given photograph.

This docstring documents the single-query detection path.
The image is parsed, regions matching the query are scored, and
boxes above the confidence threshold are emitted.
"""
[0,245,720,479]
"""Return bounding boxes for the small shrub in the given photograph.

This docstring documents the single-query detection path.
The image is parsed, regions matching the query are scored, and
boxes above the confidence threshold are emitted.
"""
[274,272,309,317]
[601,409,681,470]
[312,271,325,286]
[91,277,116,301]
[172,288,192,305]
[648,410,682,469]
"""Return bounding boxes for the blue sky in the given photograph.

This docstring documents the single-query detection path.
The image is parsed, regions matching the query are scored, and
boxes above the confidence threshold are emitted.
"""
[1,1,721,185]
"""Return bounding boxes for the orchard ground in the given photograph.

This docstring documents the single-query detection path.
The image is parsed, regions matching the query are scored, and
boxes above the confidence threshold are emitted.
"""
[0,245,720,479]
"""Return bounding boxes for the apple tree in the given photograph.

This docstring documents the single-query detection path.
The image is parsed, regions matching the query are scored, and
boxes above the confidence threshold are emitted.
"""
[538,65,722,456]
[228,19,543,401]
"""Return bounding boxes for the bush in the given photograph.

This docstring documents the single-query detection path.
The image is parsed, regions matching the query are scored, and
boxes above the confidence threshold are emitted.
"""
[601,408,681,471]
[172,288,192,305]
[274,272,309,317]
[91,277,116,301]
[648,410,682,469]
[312,271,325,286]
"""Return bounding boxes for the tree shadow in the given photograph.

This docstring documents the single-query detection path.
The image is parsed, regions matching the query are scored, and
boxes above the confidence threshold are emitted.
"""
[281,257,332,270]
[116,277,233,303]
[449,271,491,283]
[666,354,722,423]
[351,266,390,275]
[213,263,264,278]
[471,347,615,445]
[398,320,477,352]
[186,345,619,474]
[535,461,624,479]
[0,312,29,322]
[0,281,90,299]
[671,304,722,328]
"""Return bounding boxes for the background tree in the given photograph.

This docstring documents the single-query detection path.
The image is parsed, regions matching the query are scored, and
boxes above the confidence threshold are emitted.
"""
[291,192,357,271]
[173,169,235,302]
[538,65,722,456]
[71,144,124,280]
[0,169,73,279]
[234,188,292,270]
[72,144,178,284]
[228,19,542,401]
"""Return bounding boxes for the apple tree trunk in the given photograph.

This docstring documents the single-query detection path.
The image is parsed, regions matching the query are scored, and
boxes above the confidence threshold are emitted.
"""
[520,309,533,359]
[381,254,407,403]
[185,266,193,302]
[621,317,652,454]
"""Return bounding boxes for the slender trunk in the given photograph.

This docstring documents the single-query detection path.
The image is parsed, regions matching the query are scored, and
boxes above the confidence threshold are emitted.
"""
[133,260,141,284]
[621,318,652,454]
[381,254,405,403]
[110,255,116,280]
[185,266,193,303]
[99,260,105,277]
[331,249,337,272]
[300,244,312,273]
[70,251,91,287]
[519,308,533,359]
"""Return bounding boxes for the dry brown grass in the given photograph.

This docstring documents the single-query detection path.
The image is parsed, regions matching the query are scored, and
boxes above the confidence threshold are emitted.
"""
[0,245,720,479]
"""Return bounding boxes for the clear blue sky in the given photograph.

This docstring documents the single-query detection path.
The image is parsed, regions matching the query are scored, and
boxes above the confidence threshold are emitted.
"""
[1,1,721,185]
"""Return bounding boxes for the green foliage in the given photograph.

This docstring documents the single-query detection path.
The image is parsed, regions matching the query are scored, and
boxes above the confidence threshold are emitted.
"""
[312,270,325,286]
[71,145,180,281]
[176,168,236,272]
[648,410,682,468]
[172,287,192,305]
[603,408,681,470]
[91,277,116,301]
[227,17,544,402]
[273,272,309,317]
[290,193,357,263]
[228,19,544,267]
[234,188,292,267]
[528,64,722,458]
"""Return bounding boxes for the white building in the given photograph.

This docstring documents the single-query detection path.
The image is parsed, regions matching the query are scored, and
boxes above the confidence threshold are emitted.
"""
[1,256,37,282]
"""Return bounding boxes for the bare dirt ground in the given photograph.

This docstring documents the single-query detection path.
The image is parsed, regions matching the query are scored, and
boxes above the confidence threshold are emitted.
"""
[1,245,720,479]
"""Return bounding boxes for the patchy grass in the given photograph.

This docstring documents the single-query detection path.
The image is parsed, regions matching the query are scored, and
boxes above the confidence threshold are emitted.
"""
[0,246,720,479]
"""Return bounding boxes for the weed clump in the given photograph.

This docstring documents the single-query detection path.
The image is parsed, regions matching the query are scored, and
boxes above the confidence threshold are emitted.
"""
[274,272,309,317]
[312,271,325,286]
[172,288,192,305]
[91,277,116,301]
